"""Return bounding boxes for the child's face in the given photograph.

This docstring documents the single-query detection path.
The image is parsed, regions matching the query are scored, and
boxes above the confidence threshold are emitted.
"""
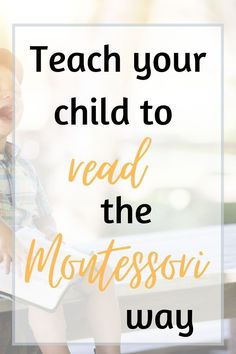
[0,65,23,139]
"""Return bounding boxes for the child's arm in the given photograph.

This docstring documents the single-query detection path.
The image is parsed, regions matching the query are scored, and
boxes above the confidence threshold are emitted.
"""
[0,217,12,274]
[34,173,57,240]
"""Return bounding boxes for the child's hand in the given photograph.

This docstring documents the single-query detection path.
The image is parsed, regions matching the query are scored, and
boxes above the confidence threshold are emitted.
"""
[0,232,12,274]
[0,91,22,123]
[0,94,12,114]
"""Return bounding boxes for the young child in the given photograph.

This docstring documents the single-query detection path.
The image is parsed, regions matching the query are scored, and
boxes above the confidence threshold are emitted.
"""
[0,49,120,354]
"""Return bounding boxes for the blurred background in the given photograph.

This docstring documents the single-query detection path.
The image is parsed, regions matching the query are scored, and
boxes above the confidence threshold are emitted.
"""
[1,1,235,353]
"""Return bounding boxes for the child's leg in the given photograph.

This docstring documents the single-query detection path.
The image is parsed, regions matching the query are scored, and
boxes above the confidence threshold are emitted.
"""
[85,270,121,354]
[28,305,70,354]
[37,344,70,354]
[96,345,120,354]
[28,270,121,354]
[0,309,41,354]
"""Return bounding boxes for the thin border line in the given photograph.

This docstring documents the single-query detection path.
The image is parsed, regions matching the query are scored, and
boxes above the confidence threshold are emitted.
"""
[12,23,223,28]
[11,23,224,346]
[220,23,225,345]
[12,22,16,346]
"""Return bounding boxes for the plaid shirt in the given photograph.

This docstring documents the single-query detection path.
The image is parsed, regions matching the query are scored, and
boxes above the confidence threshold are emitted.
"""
[0,142,54,234]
